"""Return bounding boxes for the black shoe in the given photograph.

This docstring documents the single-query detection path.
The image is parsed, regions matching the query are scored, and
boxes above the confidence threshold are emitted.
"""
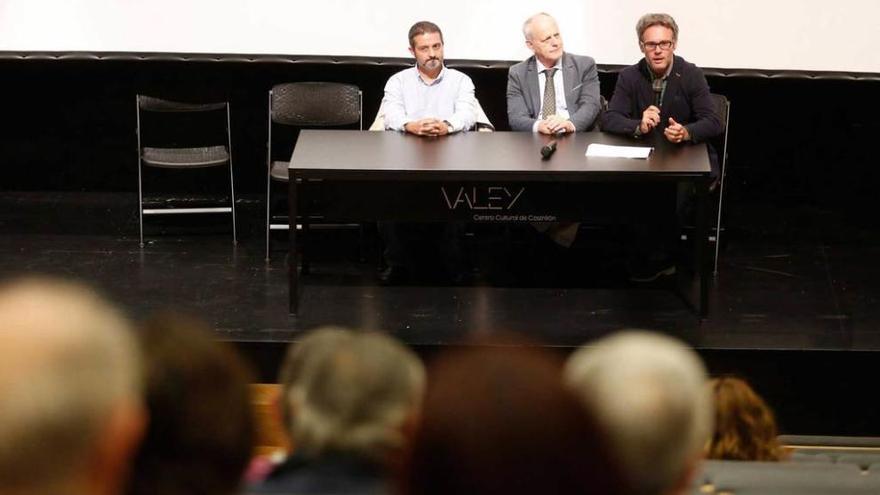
[378,265,409,285]
[627,258,676,283]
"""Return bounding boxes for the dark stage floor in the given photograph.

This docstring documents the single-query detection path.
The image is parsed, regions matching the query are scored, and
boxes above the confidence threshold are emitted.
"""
[2,191,879,351]
[3,191,880,434]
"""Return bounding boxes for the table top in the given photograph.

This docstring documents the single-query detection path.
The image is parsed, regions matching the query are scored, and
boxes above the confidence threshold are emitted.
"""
[289,130,711,181]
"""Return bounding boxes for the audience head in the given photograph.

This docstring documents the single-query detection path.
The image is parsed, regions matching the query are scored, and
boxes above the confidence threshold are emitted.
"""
[565,330,712,495]
[707,376,785,461]
[125,312,255,495]
[523,13,564,67]
[400,338,627,495]
[636,13,679,76]
[408,21,445,75]
[0,276,145,495]
[279,326,425,463]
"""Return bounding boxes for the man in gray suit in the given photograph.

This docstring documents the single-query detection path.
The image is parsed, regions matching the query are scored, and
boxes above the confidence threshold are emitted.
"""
[507,13,601,134]
[507,13,602,246]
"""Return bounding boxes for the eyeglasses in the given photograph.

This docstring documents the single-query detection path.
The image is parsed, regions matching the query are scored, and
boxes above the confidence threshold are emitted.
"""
[641,40,674,51]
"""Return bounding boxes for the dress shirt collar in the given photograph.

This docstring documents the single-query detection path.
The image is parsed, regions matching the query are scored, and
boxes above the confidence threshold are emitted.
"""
[414,64,447,86]
[535,55,563,74]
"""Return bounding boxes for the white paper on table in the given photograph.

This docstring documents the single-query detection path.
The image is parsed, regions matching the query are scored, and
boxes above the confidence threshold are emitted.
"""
[585,143,653,159]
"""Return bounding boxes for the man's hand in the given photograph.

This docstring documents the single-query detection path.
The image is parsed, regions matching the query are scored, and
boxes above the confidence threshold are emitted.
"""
[639,105,661,134]
[537,115,575,135]
[404,118,450,136]
[664,117,690,143]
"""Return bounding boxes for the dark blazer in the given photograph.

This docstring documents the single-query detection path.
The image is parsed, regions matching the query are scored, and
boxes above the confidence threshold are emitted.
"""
[603,55,723,175]
[248,453,388,495]
[506,52,601,132]
[603,55,722,144]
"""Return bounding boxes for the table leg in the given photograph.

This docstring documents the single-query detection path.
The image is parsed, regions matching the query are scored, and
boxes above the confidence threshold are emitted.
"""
[695,180,709,318]
[288,178,299,314]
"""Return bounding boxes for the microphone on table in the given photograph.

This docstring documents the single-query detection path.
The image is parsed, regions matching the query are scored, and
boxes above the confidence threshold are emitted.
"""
[540,139,558,159]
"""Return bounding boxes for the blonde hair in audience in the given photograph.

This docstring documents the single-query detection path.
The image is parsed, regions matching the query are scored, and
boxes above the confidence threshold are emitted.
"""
[707,376,785,461]
[0,276,142,492]
[565,331,712,495]
[279,326,425,461]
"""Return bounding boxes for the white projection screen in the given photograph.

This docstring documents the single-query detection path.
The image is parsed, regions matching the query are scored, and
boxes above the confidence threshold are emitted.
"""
[0,0,877,73]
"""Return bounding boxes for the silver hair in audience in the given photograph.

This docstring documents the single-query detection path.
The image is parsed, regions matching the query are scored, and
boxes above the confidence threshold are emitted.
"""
[279,326,425,461]
[565,330,712,495]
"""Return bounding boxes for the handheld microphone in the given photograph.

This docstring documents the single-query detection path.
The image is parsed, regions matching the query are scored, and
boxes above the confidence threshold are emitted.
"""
[652,78,663,108]
[540,139,558,159]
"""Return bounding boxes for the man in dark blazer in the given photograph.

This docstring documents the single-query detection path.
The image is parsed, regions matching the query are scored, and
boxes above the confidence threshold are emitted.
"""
[603,13,722,174]
[507,13,601,134]
[604,13,723,281]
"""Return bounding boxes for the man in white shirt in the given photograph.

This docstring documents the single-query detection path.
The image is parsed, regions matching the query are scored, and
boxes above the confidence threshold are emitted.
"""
[382,21,477,135]
[378,21,477,284]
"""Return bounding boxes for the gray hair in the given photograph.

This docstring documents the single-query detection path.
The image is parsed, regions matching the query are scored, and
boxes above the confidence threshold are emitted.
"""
[0,276,141,490]
[522,12,554,41]
[279,327,425,461]
[565,331,712,495]
[636,13,679,42]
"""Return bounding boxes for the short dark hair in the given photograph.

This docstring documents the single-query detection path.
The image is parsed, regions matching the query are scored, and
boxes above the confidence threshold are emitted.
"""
[408,21,443,47]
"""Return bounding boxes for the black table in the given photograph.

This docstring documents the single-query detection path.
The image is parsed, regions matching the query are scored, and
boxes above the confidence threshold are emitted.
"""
[288,130,712,316]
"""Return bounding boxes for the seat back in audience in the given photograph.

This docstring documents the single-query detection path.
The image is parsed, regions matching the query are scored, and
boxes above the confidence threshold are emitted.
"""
[699,460,879,495]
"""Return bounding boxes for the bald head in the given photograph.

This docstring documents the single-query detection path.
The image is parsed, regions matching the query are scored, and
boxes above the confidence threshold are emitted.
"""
[0,277,143,494]
[523,13,565,67]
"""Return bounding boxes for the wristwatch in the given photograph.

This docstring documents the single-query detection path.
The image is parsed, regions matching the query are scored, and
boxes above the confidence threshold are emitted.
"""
[443,120,454,133]
[633,124,643,138]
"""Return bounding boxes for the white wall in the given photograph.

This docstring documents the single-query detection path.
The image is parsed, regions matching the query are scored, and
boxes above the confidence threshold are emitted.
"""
[1,0,877,72]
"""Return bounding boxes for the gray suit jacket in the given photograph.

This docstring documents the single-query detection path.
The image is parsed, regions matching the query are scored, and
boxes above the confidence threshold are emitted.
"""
[506,52,601,132]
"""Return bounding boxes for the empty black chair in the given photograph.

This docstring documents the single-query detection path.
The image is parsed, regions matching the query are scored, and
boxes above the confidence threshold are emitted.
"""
[136,95,237,246]
[265,82,362,259]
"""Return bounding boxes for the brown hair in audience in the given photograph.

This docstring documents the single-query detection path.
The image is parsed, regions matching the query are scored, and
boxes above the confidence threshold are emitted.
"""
[398,338,627,495]
[707,376,786,461]
[125,312,255,495]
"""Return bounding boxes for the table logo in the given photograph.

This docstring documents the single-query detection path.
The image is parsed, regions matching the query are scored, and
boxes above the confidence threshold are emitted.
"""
[441,186,525,211]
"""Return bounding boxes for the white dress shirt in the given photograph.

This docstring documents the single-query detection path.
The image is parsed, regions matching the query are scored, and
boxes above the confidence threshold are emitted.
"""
[381,65,477,133]
[531,58,571,133]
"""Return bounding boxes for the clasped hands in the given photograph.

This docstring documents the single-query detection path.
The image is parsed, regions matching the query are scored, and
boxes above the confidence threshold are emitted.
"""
[537,115,575,135]
[405,118,451,136]
[640,106,690,143]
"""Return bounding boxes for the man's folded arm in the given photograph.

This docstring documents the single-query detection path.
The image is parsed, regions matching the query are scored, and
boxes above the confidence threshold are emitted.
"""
[381,77,409,132]
[568,58,602,132]
[683,73,723,143]
[447,77,477,132]
[602,75,642,135]
[506,69,536,131]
